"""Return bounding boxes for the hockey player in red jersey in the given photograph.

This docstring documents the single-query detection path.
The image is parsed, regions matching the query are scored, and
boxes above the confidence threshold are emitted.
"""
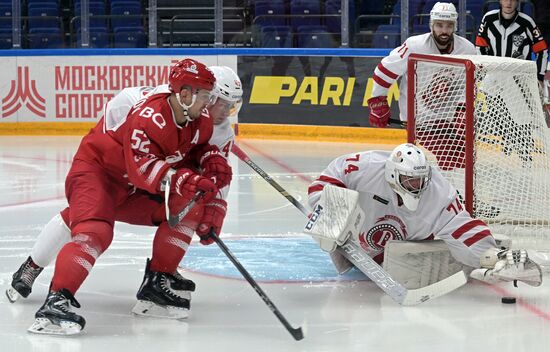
[22,58,233,336]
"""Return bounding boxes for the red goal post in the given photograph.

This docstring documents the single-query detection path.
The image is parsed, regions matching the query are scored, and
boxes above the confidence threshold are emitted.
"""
[406,53,550,246]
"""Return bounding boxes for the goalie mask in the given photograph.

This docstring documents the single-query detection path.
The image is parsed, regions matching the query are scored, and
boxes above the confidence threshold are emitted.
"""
[385,143,432,211]
[209,66,243,117]
[430,2,458,31]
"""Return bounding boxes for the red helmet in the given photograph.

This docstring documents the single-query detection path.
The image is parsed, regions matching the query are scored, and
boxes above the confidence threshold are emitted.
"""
[169,58,216,94]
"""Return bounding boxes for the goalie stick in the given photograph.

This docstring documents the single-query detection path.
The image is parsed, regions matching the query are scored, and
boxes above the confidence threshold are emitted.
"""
[207,229,304,341]
[232,144,467,305]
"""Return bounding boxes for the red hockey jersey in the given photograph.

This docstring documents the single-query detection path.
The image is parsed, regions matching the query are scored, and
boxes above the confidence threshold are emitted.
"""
[73,92,215,195]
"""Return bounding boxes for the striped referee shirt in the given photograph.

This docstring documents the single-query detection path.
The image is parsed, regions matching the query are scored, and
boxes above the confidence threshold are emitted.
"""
[476,9,548,81]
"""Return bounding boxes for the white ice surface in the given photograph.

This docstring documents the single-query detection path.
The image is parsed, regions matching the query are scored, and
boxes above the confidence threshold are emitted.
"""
[1,136,550,352]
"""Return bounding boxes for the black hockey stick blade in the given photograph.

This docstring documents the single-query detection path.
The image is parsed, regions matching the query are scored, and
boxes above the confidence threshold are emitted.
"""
[167,191,204,228]
[208,229,304,341]
[389,118,406,127]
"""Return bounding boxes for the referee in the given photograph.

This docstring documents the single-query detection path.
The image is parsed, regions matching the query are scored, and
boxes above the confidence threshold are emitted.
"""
[475,0,548,83]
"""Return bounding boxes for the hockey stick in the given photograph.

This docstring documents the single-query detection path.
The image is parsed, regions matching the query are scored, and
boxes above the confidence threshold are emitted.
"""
[207,229,304,341]
[233,144,467,305]
[167,191,204,228]
[231,144,309,215]
[389,118,406,127]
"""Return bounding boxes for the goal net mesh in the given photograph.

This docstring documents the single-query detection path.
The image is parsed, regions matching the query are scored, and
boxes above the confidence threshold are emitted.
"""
[410,55,550,249]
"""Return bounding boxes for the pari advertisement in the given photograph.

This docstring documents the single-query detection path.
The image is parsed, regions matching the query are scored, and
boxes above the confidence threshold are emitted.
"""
[237,55,401,127]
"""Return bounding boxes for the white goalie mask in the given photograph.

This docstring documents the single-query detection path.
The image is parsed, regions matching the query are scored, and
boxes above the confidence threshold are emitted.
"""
[430,2,458,31]
[385,143,432,211]
[209,66,243,117]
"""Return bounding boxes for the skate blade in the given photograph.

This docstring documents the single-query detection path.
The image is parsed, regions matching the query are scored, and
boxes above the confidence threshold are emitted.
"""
[132,300,189,320]
[28,317,83,336]
[5,287,21,303]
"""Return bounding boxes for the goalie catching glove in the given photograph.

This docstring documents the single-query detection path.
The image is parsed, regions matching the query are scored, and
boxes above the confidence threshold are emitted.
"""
[470,248,542,287]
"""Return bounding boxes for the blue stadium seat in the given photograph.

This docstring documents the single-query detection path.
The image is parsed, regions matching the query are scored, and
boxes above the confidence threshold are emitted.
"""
[521,1,534,17]
[253,0,286,27]
[0,5,11,30]
[27,27,63,48]
[290,0,321,31]
[111,2,142,31]
[113,27,146,48]
[412,23,429,35]
[74,2,106,30]
[76,27,109,48]
[359,1,384,15]
[324,0,356,34]
[28,6,60,30]
[109,0,141,7]
[259,25,292,47]
[0,28,12,49]
[296,25,335,48]
[27,0,59,7]
[372,24,400,48]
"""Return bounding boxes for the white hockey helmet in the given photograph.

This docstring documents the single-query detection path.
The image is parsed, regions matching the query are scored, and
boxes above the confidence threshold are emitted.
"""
[385,143,432,211]
[430,2,458,30]
[209,66,243,117]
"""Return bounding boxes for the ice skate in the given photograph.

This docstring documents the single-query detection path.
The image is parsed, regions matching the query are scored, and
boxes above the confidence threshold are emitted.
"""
[6,256,44,303]
[28,289,85,336]
[132,259,195,320]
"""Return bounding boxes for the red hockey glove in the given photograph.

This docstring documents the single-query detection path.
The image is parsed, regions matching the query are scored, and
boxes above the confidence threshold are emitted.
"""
[200,149,232,189]
[368,96,391,128]
[196,198,227,245]
[169,169,218,217]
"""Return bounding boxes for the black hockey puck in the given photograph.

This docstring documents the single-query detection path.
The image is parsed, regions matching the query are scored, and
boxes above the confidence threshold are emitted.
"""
[501,296,516,304]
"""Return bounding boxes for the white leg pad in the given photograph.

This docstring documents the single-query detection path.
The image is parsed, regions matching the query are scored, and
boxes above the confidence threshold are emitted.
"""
[383,240,469,289]
[31,213,72,268]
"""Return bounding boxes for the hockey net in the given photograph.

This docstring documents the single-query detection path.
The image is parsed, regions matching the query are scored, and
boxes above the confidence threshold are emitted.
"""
[408,54,550,249]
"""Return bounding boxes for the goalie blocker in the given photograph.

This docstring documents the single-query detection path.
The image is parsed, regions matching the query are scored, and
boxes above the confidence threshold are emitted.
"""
[304,184,543,289]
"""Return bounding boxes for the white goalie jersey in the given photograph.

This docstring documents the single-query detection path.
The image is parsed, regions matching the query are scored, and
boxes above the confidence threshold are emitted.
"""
[372,33,477,121]
[307,150,497,268]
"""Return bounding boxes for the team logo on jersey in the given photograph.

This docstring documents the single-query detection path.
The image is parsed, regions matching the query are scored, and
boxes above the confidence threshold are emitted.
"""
[512,34,526,48]
[359,223,404,251]
[2,66,46,118]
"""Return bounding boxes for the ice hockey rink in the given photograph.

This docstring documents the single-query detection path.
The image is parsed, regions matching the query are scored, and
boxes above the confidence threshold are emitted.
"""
[1,136,550,352]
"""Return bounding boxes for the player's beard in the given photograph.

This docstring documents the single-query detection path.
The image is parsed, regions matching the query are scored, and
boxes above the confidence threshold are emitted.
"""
[433,31,453,48]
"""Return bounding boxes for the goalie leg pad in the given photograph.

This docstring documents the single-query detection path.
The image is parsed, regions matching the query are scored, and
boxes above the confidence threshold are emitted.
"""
[383,240,469,289]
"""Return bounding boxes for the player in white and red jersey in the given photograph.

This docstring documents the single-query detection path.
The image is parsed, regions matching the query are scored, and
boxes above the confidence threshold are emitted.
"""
[307,143,543,288]
[19,59,236,336]
[368,2,476,127]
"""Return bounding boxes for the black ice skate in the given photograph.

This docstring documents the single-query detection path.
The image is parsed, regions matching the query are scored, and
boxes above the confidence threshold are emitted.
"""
[28,289,86,336]
[5,256,44,303]
[132,259,195,320]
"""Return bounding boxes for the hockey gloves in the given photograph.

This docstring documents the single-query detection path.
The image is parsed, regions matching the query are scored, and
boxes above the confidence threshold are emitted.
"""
[470,249,543,287]
[200,149,232,189]
[169,169,218,214]
[368,96,391,128]
[197,198,227,245]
